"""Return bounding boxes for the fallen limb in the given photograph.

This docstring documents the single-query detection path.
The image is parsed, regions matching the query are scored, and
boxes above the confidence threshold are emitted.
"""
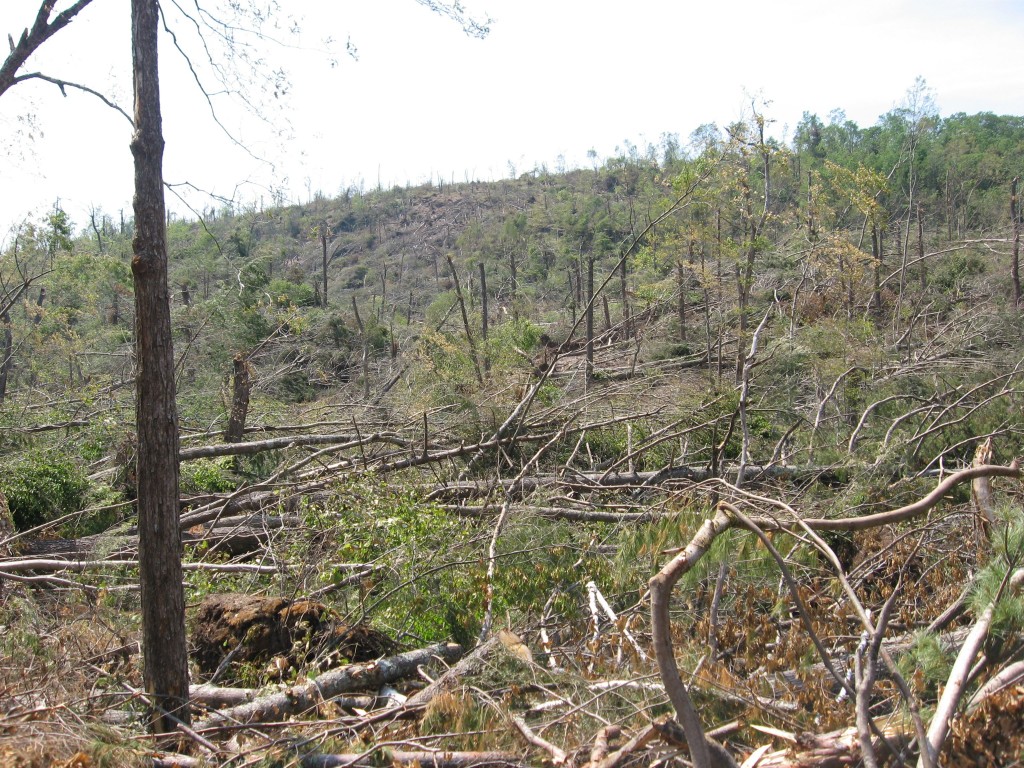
[0,558,278,574]
[442,504,657,523]
[404,635,498,709]
[190,682,378,711]
[968,659,1024,710]
[179,431,407,461]
[588,725,622,767]
[152,751,525,768]
[920,567,1024,767]
[647,466,1018,768]
[511,714,568,765]
[429,464,848,502]
[649,507,737,768]
[189,683,258,709]
[753,723,912,768]
[196,642,463,729]
[301,751,525,768]
[22,514,301,561]
[592,723,658,768]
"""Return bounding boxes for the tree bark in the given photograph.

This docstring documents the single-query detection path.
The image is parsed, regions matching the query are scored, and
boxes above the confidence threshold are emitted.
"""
[586,257,594,379]
[196,643,463,729]
[351,296,370,398]
[320,221,329,308]
[478,262,489,372]
[649,508,734,768]
[446,254,484,384]
[130,0,190,732]
[619,255,630,336]
[918,204,927,291]
[0,310,12,402]
[676,257,687,343]
[224,353,251,443]
[871,225,882,314]
[1011,176,1020,307]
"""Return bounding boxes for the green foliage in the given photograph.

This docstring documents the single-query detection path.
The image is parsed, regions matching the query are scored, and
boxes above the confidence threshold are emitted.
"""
[968,515,1024,637]
[483,317,541,370]
[900,630,955,697]
[308,478,483,644]
[181,457,238,494]
[267,277,315,308]
[1,452,89,531]
[932,251,986,292]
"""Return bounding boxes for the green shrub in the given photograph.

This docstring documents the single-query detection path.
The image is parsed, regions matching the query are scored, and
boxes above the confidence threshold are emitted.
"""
[1,453,90,531]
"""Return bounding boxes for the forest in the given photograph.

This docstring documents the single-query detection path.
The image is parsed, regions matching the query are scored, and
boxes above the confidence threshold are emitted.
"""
[2,74,1024,767]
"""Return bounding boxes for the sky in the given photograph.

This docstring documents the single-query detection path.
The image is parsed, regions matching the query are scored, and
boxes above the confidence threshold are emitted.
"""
[3,0,1024,237]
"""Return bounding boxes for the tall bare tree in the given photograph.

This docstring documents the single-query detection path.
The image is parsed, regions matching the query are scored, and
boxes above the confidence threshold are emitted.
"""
[131,0,190,732]
[1011,176,1020,307]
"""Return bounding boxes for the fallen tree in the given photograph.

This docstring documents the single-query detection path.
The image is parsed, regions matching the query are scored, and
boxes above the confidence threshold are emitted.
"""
[195,642,464,729]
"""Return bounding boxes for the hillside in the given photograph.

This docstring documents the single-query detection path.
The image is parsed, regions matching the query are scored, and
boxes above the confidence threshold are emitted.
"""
[2,106,1024,766]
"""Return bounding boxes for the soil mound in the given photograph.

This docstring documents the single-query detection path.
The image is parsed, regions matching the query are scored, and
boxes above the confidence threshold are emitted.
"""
[191,593,397,678]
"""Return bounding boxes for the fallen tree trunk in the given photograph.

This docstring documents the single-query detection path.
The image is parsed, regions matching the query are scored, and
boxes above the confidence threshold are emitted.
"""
[153,750,525,768]
[22,514,301,560]
[180,430,408,461]
[189,683,376,711]
[752,723,912,768]
[405,635,499,709]
[196,642,463,729]
[428,464,849,502]
[0,558,278,575]
[441,504,658,523]
[302,751,525,768]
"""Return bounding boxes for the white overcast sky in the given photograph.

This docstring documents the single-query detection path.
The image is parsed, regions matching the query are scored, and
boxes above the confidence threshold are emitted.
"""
[2,0,1024,236]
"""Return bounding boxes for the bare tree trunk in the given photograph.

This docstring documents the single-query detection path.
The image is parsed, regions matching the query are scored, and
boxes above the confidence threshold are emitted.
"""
[871,225,882,314]
[737,307,772,487]
[320,221,329,308]
[352,296,370,399]
[32,287,45,325]
[586,257,594,379]
[1011,177,1020,307]
[478,262,489,373]
[131,0,190,733]
[918,204,927,291]
[508,249,518,322]
[0,310,12,402]
[446,255,484,384]
[620,256,630,336]
[676,257,686,344]
[716,209,723,382]
[224,353,251,443]
[90,208,104,252]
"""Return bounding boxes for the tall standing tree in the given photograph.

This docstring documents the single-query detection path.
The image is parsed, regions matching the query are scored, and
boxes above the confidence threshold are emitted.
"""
[130,0,190,732]
[1011,176,1021,307]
